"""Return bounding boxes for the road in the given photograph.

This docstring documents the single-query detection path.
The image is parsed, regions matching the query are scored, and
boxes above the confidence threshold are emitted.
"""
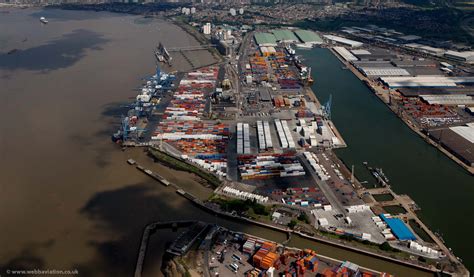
[298,153,347,215]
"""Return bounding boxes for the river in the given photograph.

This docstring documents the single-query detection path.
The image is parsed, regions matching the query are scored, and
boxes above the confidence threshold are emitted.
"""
[301,48,474,272]
[0,7,441,277]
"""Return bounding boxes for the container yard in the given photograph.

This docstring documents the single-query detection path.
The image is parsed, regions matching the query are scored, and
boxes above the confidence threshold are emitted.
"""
[238,153,305,180]
[113,27,467,275]
[201,229,389,277]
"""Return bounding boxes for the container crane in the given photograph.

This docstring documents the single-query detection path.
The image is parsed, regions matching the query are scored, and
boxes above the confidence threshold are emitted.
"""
[322,94,332,120]
[111,115,147,143]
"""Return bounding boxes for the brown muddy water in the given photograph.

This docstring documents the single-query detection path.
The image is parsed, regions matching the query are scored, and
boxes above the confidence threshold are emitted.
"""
[0,8,432,277]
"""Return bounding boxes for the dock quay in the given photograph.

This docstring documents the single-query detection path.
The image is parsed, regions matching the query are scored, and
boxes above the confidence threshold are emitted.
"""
[117,26,469,275]
[166,221,209,256]
[134,220,197,277]
[329,46,474,176]
[129,158,449,275]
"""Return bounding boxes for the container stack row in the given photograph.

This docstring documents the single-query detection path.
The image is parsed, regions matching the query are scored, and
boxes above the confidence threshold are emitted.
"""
[257,121,266,151]
[263,121,273,149]
[151,66,228,176]
[303,151,329,181]
[238,153,305,180]
[237,122,244,154]
[274,119,288,148]
[222,186,268,203]
[281,120,296,148]
[243,123,251,154]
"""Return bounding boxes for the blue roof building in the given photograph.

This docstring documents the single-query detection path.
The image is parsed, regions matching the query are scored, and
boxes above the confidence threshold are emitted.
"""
[380,214,416,241]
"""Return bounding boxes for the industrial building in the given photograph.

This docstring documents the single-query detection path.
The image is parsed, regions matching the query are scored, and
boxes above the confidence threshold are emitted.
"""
[396,87,474,97]
[350,48,396,61]
[380,76,474,88]
[323,35,363,48]
[333,47,358,62]
[391,59,436,68]
[293,30,323,45]
[404,43,446,57]
[359,67,410,77]
[379,214,416,241]
[419,95,474,106]
[272,29,299,43]
[444,50,474,64]
[254,32,277,46]
[398,35,421,42]
[429,124,474,167]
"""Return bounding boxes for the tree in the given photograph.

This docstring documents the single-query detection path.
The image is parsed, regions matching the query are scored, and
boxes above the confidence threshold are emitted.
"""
[297,212,309,224]
[287,220,297,229]
[379,242,393,251]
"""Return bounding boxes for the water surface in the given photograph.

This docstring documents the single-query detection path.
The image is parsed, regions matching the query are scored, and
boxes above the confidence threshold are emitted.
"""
[302,48,474,272]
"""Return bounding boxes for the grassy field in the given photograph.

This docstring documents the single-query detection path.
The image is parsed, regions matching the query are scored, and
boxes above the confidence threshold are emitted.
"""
[148,147,221,188]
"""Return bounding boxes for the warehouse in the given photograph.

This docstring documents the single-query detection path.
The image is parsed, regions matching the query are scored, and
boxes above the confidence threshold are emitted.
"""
[351,49,371,55]
[294,30,323,45]
[272,29,299,43]
[419,95,474,106]
[333,47,358,62]
[397,87,474,97]
[380,76,458,88]
[254,32,277,46]
[404,43,446,57]
[379,214,416,241]
[429,125,474,167]
[323,35,363,48]
[351,48,396,61]
[398,35,421,42]
[391,60,436,68]
[359,67,410,77]
[444,50,474,64]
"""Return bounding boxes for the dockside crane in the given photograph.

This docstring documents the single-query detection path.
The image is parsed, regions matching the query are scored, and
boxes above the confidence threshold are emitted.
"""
[323,94,332,120]
[111,115,147,143]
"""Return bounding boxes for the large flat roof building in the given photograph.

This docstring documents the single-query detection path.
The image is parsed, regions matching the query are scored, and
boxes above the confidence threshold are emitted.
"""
[380,214,416,241]
[272,29,299,43]
[404,43,446,57]
[323,35,363,48]
[254,32,277,46]
[294,30,323,45]
[380,76,474,88]
[419,95,474,106]
[444,50,474,64]
[429,124,474,167]
[333,47,358,62]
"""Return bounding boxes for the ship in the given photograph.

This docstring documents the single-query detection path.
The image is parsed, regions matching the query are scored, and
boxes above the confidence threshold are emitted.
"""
[40,17,48,24]
[155,42,172,65]
[285,45,296,56]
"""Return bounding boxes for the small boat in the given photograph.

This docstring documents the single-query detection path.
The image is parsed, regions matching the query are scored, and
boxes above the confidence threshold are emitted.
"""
[40,17,48,24]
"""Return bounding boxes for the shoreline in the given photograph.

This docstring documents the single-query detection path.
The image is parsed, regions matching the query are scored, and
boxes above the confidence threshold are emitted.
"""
[58,4,468,273]
[120,30,467,275]
[130,158,448,276]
